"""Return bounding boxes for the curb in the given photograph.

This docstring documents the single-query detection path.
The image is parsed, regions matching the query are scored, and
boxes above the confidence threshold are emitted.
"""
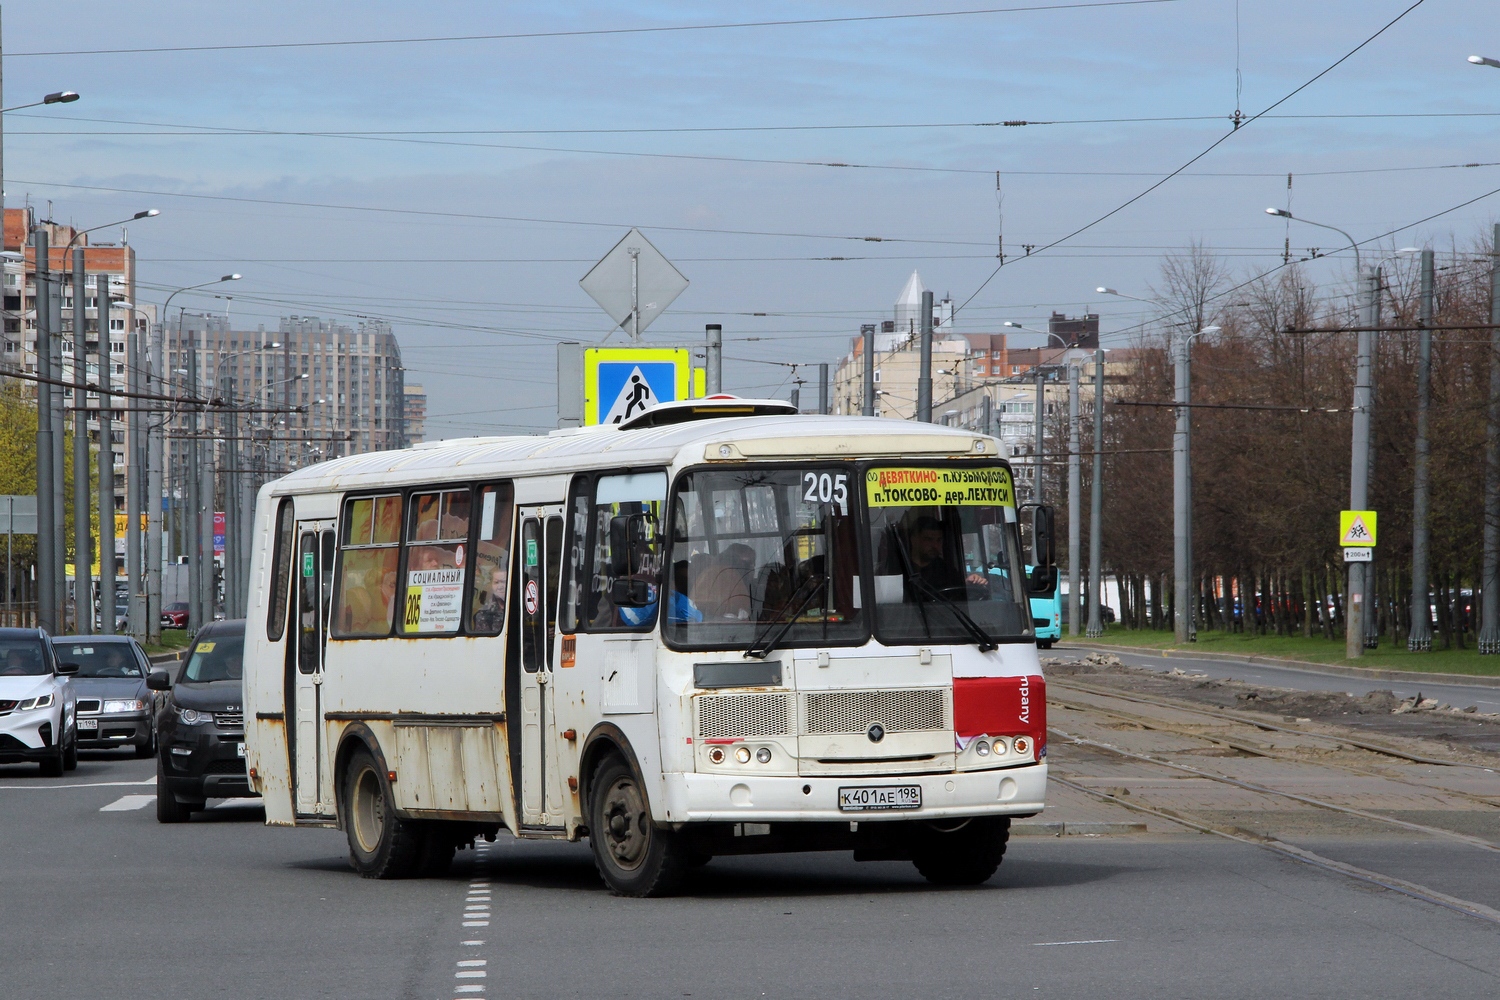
[1056,641,1500,689]
[1013,820,1148,837]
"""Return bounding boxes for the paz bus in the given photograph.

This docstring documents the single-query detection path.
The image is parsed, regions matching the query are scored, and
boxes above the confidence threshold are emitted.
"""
[242,397,1053,896]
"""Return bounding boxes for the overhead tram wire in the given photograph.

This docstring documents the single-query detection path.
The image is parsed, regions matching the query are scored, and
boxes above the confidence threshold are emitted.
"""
[9,2,1181,57]
[10,177,986,247]
[956,0,1430,314]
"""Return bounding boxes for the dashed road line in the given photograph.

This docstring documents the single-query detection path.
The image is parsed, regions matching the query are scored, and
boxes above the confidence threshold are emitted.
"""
[449,840,495,999]
[1033,939,1119,946]
[100,794,156,811]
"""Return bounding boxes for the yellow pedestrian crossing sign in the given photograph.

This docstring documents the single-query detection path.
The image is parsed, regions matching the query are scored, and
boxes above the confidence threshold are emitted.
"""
[1339,510,1377,547]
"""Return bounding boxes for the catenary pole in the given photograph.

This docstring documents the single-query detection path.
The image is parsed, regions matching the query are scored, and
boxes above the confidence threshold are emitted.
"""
[49,251,63,622]
[1363,268,1382,649]
[917,290,934,422]
[1068,360,1081,636]
[862,325,875,416]
[146,320,163,644]
[1409,249,1434,651]
[1173,330,1192,643]
[1033,365,1045,503]
[1346,267,1378,658]
[71,248,90,633]
[97,272,115,633]
[126,325,142,636]
[1087,348,1105,637]
[32,226,55,632]
[1481,225,1500,653]
[704,324,722,395]
[186,328,201,633]
[818,362,828,415]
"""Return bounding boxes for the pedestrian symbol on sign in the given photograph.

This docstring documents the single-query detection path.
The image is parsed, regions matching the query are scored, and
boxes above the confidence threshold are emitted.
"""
[601,366,659,424]
[1339,510,1378,547]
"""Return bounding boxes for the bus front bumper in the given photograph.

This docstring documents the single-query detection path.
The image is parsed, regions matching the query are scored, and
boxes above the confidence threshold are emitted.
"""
[661,761,1047,824]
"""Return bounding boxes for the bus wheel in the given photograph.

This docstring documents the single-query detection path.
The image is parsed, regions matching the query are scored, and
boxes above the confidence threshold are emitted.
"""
[587,755,687,897]
[342,746,423,879]
[1037,640,1053,650]
[911,817,1010,886]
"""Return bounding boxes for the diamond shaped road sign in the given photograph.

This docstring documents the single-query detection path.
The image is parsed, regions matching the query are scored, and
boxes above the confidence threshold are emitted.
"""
[579,228,688,338]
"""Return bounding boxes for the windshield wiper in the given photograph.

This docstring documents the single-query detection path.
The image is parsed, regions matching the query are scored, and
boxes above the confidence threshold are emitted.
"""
[906,575,998,652]
[886,525,997,652]
[744,572,826,660]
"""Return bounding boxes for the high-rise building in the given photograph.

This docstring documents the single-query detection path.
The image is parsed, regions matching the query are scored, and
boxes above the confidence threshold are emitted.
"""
[2,205,149,512]
[831,271,965,419]
[403,383,427,446]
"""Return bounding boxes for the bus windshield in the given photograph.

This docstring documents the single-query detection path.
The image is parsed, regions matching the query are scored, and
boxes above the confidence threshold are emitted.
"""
[664,466,864,651]
[865,465,1030,646]
[664,462,1030,652]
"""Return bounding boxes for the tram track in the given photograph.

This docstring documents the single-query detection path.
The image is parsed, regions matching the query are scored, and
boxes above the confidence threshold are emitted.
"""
[1046,774,1500,928]
[1049,678,1500,817]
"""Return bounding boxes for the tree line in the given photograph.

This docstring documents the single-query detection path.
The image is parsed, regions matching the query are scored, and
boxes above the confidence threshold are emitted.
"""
[1048,236,1495,650]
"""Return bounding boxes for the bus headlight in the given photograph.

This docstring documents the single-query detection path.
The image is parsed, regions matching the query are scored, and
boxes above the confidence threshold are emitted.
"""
[993,737,1010,755]
[974,740,990,757]
[755,747,772,764]
[734,746,752,764]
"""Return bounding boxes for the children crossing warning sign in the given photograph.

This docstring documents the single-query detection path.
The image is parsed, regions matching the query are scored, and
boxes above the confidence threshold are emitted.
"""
[1339,510,1377,547]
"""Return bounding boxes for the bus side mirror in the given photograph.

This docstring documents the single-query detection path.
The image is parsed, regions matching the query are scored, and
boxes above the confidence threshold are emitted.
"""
[607,514,654,607]
[1031,505,1056,568]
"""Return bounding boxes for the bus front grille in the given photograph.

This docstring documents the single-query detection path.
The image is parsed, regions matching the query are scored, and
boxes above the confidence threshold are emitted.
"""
[697,693,791,740]
[804,689,946,735]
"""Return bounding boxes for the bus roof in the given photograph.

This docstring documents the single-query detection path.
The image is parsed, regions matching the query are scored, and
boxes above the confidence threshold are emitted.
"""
[265,414,1002,496]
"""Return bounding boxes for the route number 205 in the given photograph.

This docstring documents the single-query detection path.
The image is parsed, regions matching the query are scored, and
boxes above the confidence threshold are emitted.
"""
[803,471,849,515]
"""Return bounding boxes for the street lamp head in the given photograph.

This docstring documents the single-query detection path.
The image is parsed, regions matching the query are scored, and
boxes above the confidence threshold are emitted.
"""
[221,274,242,282]
[1396,247,1421,254]
[1096,287,1115,295]
[1469,55,1500,68]
[1266,207,1292,218]
[1002,321,1024,329]
[268,341,282,349]
[133,209,160,220]
[43,91,80,104]
[1198,325,1221,335]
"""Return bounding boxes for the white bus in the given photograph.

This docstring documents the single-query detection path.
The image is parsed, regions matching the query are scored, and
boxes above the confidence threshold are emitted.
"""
[243,397,1053,896]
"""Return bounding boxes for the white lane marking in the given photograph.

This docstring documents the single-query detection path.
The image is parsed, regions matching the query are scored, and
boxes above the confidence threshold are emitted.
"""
[457,960,486,967]
[455,988,485,995]
[0,779,156,790]
[208,798,263,809]
[462,921,490,927]
[100,794,156,811]
[455,970,487,979]
[1032,939,1118,947]
[461,940,484,946]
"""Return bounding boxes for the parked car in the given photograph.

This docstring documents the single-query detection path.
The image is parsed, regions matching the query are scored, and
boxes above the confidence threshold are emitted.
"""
[160,602,189,629]
[0,628,79,775]
[54,635,156,758]
[149,620,254,822]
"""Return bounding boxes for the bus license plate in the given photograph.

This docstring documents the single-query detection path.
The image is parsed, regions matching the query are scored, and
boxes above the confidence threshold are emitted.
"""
[838,785,921,812]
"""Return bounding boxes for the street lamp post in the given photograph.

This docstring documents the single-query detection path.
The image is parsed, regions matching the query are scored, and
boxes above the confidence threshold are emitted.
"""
[1004,321,1070,505]
[163,275,240,633]
[213,341,280,618]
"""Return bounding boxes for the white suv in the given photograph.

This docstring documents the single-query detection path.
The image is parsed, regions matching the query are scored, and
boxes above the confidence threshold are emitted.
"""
[0,629,79,776]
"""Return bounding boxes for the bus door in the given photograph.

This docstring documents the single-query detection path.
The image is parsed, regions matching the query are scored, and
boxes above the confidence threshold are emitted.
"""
[516,504,565,828]
[290,520,337,817]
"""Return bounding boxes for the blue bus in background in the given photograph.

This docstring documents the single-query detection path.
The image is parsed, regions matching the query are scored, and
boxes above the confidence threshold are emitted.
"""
[1028,565,1061,649]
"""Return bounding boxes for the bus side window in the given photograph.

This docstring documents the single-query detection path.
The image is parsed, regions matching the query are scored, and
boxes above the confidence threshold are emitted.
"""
[331,494,404,637]
[560,478,591,633]
[468,482,515,635]
[585,471,668,632]
[266,498,295,641]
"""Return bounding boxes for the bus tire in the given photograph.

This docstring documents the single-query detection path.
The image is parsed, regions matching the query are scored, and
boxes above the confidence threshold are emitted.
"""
[342,746,423,879]
[416,827,457,877]
[587,754,687,897]
[911,817,1009,886]
[1037,640,1053,650]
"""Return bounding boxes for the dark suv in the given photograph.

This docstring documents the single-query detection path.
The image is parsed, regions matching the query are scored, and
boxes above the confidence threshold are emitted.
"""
[148,620,255,822]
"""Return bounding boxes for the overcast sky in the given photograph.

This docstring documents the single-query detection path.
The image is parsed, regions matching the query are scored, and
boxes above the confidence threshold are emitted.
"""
[4,1,1497,436]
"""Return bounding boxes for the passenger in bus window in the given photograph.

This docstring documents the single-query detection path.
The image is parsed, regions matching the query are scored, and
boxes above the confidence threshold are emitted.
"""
[472,561,507,633]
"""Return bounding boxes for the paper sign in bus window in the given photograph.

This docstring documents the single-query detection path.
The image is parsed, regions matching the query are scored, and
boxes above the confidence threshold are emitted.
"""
[404,567,463,632]
[865,467,1015,508]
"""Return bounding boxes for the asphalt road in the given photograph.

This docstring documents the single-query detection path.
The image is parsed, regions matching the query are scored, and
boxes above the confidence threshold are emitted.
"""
[6,751,1500,998]
[1057,642,1500,715]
